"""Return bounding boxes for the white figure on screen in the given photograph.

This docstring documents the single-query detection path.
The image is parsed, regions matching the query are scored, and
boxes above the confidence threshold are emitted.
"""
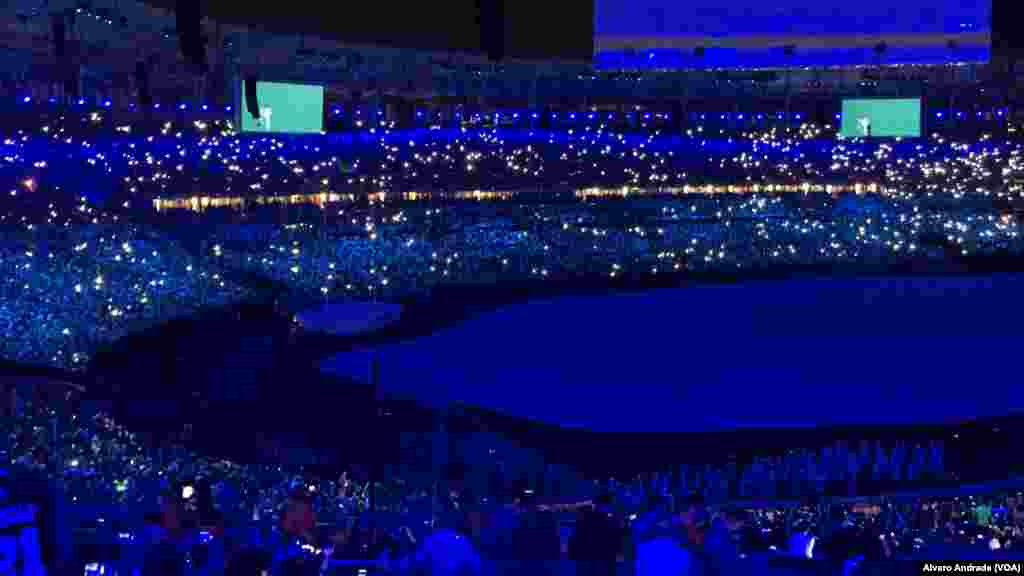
[260,106,273,132]
[858,115,871,137]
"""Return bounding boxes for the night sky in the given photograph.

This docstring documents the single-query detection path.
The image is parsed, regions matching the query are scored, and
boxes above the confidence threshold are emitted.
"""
[142,0,483,52]
[140,0,595,60]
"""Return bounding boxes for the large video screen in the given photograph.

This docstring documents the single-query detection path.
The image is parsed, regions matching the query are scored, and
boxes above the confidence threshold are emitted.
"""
[595,0,991,68]
[840,99,922,138]
[239,82,324,134]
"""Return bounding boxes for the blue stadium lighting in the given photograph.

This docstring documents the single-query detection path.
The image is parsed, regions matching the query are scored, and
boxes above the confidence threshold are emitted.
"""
[202,104,209,111]
[700,114,706,120]
[49,97,57,104]
[22,96,31,103]
[179,103,187,110]
[531,113,539,119]
[588,113,596,120]
[596,2,989,68]
[777,113,784,119]
[569,113,577,119]
[977,112,984,118]
[795,113,803,120]
[416,111,423,118]
[957,112,964,118]
[2,90,1023,385]
[104,101,111,108]
[154,104,160,109]
[644,113,652,120]
[77,99,85,106]
[936,112,943,118]
[225,106,232,112]
[835,113,841,120]
[721,114,727,120]
[607,113,614,119]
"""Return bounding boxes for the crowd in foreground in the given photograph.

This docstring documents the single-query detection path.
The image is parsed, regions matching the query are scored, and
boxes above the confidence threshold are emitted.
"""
[3,388,1024,574]
[1,110,1023,369]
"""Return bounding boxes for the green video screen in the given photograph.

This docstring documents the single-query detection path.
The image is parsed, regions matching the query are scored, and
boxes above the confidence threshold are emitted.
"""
[239,81,324,134]
[840,99,922,138]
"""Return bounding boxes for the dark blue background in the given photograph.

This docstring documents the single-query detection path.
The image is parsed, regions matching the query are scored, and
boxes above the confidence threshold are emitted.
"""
[595,1,990,37]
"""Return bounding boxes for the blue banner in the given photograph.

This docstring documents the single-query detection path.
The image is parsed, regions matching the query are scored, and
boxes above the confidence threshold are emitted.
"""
[595,1,990,37]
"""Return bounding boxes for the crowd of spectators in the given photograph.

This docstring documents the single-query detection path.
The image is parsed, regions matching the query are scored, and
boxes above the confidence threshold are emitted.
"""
[0,388,963,524]
[207,192,1020,307]
[3,391,1022,574]
[0,108,1022,369]
[0,195,251,369]
[1,106,1023,573]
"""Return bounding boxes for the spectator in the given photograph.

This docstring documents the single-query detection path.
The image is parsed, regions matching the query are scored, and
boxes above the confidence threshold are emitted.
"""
[141,535,186,576]
[635,503,698,576]
[0,464,68,574]
[569,493,621,576]
[633,493,670,544]
[281,489,316,543]
[679,493,708,547]
[704,507,747,575]
[415,511,482,576]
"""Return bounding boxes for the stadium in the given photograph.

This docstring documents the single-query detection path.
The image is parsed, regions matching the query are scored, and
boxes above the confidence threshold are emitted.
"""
[1,0,1023,574]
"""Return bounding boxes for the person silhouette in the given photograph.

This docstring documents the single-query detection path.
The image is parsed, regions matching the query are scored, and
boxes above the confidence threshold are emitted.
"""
[259,107,273,132]
[858,115,871,137]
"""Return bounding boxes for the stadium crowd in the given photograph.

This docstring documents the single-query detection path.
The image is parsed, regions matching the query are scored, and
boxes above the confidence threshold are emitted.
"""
[3,391,1023,574]
[0,196,251,368]
[0,105,1022,573]
[0,108,1022,369]
[0,1,1020,571]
